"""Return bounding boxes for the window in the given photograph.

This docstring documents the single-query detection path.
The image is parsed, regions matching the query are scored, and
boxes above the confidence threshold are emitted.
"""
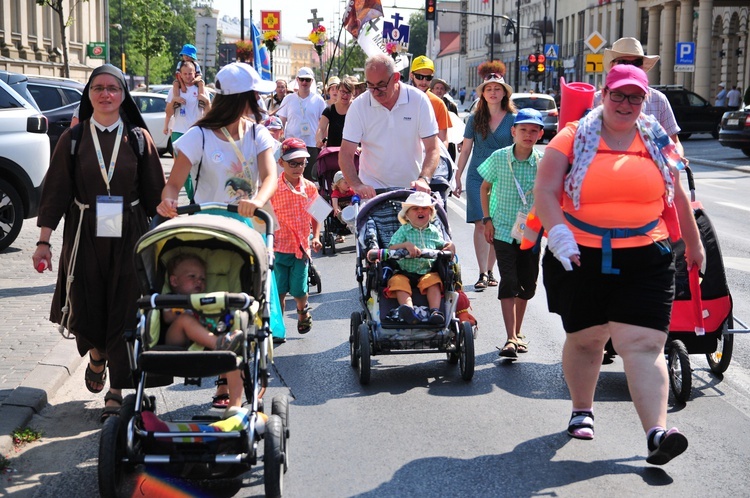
[28,85,62,111]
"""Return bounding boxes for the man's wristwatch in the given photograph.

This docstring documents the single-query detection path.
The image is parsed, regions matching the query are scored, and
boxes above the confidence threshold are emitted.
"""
[418,175,431,184]
[482,216,492,224]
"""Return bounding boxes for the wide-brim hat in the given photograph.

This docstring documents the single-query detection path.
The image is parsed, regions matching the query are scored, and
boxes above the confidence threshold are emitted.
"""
[475,74,513,99]
[397,191,436,225]
[603,37,659,73]
[429,77,450,92]
[215,62,276,95]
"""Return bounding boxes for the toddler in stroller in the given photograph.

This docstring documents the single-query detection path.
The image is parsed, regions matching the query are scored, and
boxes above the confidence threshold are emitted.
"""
[316,146,359,253]
[350,189,474,384]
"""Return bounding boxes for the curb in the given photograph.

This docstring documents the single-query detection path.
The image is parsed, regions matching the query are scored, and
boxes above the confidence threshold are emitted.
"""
[0,338,83,457]
[688,157,750,173]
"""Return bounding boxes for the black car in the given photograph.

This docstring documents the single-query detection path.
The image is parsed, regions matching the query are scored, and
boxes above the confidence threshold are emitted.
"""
[718,105,750,157]
[26,76,84,150]
[652,85,730,140]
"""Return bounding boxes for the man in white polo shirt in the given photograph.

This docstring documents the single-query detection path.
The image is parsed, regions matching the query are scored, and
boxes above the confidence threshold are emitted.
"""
[339,53,439,199]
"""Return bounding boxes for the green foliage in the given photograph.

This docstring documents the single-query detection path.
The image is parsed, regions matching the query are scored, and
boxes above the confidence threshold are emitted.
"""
[408,12,427,60]
[12,426,42,447]
[125,0,174,85]
[330,42,367,81]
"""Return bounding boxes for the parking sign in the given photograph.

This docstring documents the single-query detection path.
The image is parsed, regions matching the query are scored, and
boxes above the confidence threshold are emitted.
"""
[676,42,695,65]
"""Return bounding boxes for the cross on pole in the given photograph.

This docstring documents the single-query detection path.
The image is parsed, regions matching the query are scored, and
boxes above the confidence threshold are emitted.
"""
[391,13,404,28]
[308,9,323,29]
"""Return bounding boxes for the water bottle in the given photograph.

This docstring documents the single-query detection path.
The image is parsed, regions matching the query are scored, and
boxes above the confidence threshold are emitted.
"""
[653,129,685,170]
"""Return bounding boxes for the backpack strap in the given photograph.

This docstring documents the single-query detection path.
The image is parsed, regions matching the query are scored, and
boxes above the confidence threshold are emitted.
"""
[70,121,145,162]
[189,128,205,204]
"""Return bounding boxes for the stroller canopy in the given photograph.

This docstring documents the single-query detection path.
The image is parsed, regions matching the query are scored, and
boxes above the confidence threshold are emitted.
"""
[134,214,269,297]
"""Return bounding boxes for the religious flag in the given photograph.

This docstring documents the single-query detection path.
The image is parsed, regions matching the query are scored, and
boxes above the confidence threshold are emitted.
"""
[260,11,281,32]
[342,0,384,38]
[252,23,273,80]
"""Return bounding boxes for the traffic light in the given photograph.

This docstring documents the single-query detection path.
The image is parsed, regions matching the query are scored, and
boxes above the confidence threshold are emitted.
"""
[425,0,436,20]
[535,53,546,81]
[528,54,538,81]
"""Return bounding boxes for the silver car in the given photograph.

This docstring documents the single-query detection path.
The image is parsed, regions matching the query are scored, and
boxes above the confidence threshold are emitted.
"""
[131,92,172,156]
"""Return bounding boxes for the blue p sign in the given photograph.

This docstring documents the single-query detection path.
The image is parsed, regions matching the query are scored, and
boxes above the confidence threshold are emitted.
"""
[676,42,695,65]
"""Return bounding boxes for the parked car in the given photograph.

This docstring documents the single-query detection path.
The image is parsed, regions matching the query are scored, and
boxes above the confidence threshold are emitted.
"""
[718,104,750,157]
[652,85,730,140]
[25,75,84,151]
[0,78,50,251]
[131,92,172,156]
[510,92,558,142]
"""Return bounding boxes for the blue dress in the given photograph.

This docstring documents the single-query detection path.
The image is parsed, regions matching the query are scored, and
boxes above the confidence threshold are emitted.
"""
[463,113,515,222]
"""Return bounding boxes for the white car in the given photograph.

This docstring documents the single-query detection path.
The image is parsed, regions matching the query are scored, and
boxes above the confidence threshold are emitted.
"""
[0,79,50,250]
[131,92,172,156]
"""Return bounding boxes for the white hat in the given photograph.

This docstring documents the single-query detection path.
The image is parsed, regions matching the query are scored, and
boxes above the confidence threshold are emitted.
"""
[215,62,276,95]
[397,191,436,225]
[718,82,726,87]
[602,37,660,73]
[297,67,315,79]
[333,170,345,186]
[475,74,513,100]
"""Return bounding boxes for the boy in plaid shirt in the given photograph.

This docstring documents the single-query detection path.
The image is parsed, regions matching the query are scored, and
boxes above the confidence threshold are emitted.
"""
[271,138,322,334]
[478,108,544,358]
[386,192,455,325]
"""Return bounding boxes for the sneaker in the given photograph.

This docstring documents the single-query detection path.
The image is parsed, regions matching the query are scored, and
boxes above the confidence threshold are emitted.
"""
[216,330,244,355]
[427,308,445,325]
[646,427,688,465]
[397,304,421,325]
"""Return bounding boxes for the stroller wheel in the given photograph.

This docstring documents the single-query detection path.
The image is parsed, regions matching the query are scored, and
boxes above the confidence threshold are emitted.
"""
[668,339,692,404]
[459,321,475,381]
[264,414,285,497]
[350,312,362,367]
[707,314,734,374]
[357,323,371,384]
[98,415,127,496]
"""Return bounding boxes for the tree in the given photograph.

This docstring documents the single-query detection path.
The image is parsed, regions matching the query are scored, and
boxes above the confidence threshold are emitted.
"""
[408,12,427,60]
[36,0,88,78]
[127,0,173,87]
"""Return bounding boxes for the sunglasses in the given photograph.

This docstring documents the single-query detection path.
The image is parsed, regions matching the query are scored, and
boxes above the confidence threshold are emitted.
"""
[613,58,644,67]
[484,73,503,81]
[298,77,312,83]
[287,160,307,168]
[413,73,433,81]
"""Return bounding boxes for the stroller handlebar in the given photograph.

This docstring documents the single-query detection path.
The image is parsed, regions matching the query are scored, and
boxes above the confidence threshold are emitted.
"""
[366,248,453,262]
[137,292,255,311]
[151,203,274,235]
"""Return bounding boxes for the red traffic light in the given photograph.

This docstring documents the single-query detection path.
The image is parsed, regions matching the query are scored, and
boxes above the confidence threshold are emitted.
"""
[537,54,546,64]
[528,54,537,63]
[425,0,436,20]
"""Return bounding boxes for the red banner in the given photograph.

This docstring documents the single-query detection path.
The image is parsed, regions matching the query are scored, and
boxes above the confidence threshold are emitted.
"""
[260,10,281,32]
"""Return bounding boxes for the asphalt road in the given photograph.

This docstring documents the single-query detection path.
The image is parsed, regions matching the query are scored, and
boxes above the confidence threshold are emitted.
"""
[2,142,750,496]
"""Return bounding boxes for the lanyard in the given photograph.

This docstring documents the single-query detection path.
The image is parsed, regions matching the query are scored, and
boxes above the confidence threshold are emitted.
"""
[507,148,530,207]
[220,124,256,197]
[91,120,123,197]
[283,176,308,198]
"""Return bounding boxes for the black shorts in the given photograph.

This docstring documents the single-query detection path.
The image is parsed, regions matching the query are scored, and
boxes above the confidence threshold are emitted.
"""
[492,239,540,300]
[542,242,675,333]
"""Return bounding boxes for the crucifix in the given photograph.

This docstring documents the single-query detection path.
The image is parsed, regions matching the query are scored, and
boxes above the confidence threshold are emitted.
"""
[308,9,323,29]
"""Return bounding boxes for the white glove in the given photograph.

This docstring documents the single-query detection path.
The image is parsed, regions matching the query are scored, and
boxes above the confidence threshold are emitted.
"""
[547,224,580,271]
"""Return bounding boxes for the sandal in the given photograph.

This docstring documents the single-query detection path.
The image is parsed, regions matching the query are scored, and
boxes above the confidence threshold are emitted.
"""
[487,271,499,287]
[515,339,528,354]
[216,330,244,354]
[474,273,488,291]
[297,307,313,334]
[100,391,123,423]
[498,340,518,359]
[335,235,345,243]
[567,411,595,440]
[85,355,107,394]
[212,378,230,409]
[646,427,688,465]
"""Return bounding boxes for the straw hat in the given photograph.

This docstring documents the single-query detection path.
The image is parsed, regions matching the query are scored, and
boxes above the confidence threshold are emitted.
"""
[475,74,513,99]
[602,37,660,73]
[397,191,436,225]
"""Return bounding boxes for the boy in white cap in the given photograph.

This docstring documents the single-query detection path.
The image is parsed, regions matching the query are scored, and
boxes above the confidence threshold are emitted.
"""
[386,192,455,325]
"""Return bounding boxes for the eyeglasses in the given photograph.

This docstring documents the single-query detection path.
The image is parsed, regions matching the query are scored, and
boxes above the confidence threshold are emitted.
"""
[607,90,645,105]
[90,85,122,95]
[613,58,644,67]
[287,160,307,168]
[366,74,393,93]
[413,73,433,81]
[484,73,503,81]
[298,77,312,83]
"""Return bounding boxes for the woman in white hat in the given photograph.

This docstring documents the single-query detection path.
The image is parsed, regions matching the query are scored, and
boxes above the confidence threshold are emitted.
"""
[455,72,516,291]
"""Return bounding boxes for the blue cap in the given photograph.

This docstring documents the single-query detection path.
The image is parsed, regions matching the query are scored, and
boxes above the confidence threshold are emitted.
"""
[514,108,544,127]
[179,44,198,60]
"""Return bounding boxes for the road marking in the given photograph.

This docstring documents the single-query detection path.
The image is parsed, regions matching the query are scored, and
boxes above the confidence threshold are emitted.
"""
[716,201,750,213]
[696,178,736,190]
[724,257,750,273]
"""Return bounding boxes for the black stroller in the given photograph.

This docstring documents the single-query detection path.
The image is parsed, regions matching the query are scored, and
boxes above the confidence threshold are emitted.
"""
[98,204,289,497]
[349,189,475,384]
[316,146,359,255]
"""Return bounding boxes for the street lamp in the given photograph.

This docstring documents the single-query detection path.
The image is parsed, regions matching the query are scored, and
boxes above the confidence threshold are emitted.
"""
[110,23,124,72]
[499,6,521,90]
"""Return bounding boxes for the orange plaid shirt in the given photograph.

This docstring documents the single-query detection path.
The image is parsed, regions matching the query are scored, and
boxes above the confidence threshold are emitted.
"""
[271,176,319,258]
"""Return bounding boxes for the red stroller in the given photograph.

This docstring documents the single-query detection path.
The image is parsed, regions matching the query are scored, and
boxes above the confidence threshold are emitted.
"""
[316,146,359,255]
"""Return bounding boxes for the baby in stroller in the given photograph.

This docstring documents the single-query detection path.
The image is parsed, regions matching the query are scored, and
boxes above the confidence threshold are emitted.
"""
[386,192,455,325]
[163,253,245,407]
[331,171,354,242]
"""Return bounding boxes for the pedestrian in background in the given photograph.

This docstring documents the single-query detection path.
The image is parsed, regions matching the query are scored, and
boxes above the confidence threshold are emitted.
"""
[316,77,354,149]
[715,82,728,107]
[410,56,451,150]
[727,85,742,110]
[454,70,516,291]
[534,65,704,465]
[265,78,288,114]
[32,64,165,422]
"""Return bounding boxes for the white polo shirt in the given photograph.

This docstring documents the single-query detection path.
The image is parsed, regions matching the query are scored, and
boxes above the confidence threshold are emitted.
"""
[277,92,326,147]
[343,83,438,189]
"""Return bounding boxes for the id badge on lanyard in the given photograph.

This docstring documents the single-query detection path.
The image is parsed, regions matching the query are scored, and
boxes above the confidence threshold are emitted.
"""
[92,120,124,238]
[508,154,529,242]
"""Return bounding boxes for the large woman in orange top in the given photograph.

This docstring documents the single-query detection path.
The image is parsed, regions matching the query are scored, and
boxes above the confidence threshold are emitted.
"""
[534,65,704,465]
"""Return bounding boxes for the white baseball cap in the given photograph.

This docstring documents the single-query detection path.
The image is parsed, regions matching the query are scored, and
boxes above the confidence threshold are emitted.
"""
[297,67,315,79]
[214,62,276,95]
